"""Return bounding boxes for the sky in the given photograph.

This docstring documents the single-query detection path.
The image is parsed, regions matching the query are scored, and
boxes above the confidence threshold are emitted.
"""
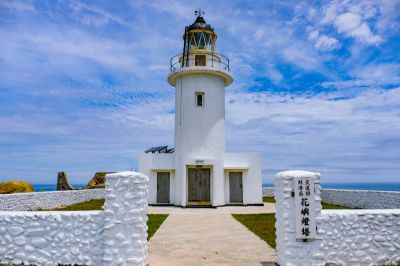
[0,0,399,185]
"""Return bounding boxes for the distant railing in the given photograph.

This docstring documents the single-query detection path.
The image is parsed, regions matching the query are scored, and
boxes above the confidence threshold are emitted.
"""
[170,52,230,72]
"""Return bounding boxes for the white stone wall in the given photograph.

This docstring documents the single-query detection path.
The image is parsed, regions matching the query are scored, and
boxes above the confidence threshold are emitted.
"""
[321,189,400,209]
[262,187,274,197]
[0,189,105,211]
[274,170,324,266]
[0,171,149,266]
[263,187,400,209]
[103,172,149,266]
[319,209,400,265]
[0,211,104,265]
[275,170,400,266]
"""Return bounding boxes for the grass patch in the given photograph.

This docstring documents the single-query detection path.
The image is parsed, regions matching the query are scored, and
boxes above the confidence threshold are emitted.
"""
[51,199,105,211]
[232,213,276,249]
[263,197,275,203]
[321,202,351,209]
[237,199,351,249]
[263,197,350,209]
[147,214,168,240]
[47,198,168,240]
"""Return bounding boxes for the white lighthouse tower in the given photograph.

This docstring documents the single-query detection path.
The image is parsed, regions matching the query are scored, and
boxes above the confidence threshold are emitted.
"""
[139,11,262,207]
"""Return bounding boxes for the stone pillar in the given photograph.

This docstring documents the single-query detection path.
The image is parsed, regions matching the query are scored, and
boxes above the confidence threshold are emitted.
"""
[103,171,149,266]
[274,170,324,266]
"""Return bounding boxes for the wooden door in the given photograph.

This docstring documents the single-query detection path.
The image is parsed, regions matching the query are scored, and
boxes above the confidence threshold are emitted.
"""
[157,172,170,203]
[229,172,243,203]
[188,168,210,202]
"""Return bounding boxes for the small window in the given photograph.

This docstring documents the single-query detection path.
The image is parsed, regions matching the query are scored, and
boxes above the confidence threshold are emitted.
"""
[195,55,206,66]
[196,92,204,107]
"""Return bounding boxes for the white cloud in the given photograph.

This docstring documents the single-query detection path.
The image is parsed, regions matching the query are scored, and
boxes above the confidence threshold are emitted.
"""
[334,12,382,44]
[351,63,400,83]
[308,30,341,51]
[70,2,133,28]
[225,88,400,182]
[0,0,35,12]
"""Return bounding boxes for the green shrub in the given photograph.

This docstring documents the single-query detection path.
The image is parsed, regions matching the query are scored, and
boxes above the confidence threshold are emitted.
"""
[0,180,34,194]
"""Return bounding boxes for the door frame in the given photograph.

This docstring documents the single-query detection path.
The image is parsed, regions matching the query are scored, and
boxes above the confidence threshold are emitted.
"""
[156,171,171,204]
[229,171,243,204]
[186,165,213,206]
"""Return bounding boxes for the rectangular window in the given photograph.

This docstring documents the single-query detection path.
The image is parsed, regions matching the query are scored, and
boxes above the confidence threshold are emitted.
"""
[196,92,204,107]
[195,55,206,66]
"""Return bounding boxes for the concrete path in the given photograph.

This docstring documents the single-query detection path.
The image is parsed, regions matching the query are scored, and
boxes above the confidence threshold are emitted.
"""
[148,204,276,266]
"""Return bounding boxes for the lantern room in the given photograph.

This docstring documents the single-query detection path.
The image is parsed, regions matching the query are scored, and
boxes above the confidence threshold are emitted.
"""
[168,10,232,86]
[184,12,217,52]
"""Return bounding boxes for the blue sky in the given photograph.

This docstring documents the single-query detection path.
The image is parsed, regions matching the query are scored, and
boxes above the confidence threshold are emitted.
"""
[0,0,399,185]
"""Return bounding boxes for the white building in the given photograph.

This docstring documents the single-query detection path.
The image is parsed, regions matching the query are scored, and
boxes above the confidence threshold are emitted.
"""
[139,13,262,207]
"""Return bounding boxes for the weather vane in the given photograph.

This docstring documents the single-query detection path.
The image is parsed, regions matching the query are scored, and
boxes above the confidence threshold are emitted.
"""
[195,9,205,17]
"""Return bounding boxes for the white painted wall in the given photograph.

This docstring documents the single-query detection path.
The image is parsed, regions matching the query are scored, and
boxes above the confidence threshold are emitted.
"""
[0,171,149,266]
[139,151,262,206]
[138,153,175,205]
[174,73,226,160]
[174,73,226,206]
[0,189,105,211]
[224,153,262,205]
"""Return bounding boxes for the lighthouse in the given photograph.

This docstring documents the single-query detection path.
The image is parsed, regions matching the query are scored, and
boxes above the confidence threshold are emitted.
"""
[139,11,262,207]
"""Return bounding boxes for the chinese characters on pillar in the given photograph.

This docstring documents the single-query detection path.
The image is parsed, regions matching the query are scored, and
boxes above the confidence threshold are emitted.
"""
[294,176,317,240]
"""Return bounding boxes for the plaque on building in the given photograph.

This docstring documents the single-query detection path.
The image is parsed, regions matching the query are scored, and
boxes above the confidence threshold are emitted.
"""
[294,176,317,240]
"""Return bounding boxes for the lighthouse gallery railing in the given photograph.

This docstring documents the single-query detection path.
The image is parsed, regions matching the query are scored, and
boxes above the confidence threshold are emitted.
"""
[169,52,230,72]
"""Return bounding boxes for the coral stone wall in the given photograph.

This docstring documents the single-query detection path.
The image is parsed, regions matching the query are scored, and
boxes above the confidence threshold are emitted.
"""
[321,189,400,209]
[103,172,149,266]
[0,211,104,265]
[263,188,400,209]
[275,170,400,266]
[0,171,149,266]
[0,189,105,211]
[319,209,400,265]
[262,187,274,197]
[274,170,324,266]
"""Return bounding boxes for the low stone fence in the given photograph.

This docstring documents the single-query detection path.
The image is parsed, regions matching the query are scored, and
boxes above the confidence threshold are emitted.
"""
[263,186,400,209]
[321,189,400,209]
[0,188,105,211]
[0,172,148,266]
[262,187,274,197]
[275,170,400,266]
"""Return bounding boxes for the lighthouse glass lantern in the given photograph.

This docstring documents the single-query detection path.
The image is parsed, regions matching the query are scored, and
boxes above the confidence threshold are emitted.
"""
[170,11,230,71]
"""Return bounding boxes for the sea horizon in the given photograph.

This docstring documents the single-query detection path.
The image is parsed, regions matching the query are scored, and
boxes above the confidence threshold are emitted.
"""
[262,182,400,192]
[28,182,400,192]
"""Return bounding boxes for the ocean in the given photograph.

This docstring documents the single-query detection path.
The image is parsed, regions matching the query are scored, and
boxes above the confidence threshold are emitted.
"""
[32,184,87,192]
[32,183,400,192]
[262,182,400,192]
